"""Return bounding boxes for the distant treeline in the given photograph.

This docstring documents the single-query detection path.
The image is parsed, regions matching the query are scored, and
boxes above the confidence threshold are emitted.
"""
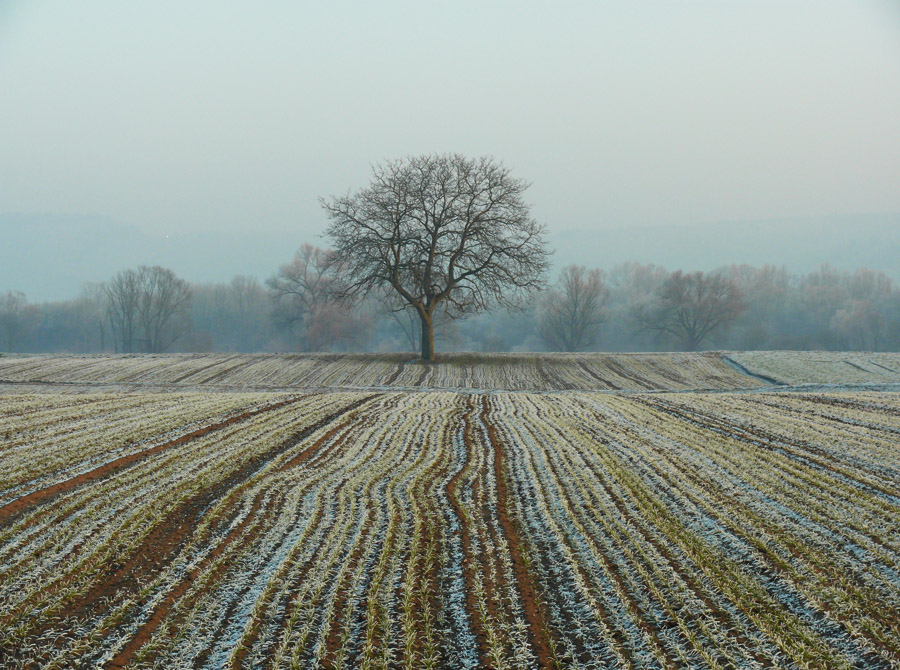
[2,253,899,354]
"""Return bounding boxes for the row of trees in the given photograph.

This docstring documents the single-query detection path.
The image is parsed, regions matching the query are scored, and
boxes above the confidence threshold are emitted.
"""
[536,262,900,352]
[540,265,745,352]
[4,259,899,355]
[1,267,193,355]
[3,156,898,355]
[0,291,39,353]
[103,266,191,353]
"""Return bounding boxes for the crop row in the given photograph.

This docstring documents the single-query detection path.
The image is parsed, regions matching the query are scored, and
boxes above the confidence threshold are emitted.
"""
[0,393,277,506]
[1,390,898,668]
[0,352,764,392]
[729,351,900,386]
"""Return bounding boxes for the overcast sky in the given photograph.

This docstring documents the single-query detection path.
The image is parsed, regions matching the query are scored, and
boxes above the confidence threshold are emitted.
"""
[1,0,899,239]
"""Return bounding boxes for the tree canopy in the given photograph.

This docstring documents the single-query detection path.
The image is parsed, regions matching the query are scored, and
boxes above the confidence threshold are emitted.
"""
[322,154,551,359]
[539,265,609,351]
[633,270,746,351]
[104,266,191,353]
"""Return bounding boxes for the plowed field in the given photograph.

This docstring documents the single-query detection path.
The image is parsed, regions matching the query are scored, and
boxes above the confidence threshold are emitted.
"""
[1,354,899,669]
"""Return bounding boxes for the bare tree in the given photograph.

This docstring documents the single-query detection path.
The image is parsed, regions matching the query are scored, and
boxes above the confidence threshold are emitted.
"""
[539,265,609,351]
[0,291,37,352]
[831,300,887,350]
[230,275,262,318]
[80,283,111,351]
[228,275,269,350]
[322,154,551,360]
[633,270,745,351]
[381,294,458,353]
[722,264,791,349]
[267,243,358,351]
[135,266,192,353]
[104,266,191,353]
[104,270,141,353]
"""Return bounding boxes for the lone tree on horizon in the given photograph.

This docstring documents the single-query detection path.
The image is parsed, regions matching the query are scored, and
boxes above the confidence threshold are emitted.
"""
[322,154,551,360]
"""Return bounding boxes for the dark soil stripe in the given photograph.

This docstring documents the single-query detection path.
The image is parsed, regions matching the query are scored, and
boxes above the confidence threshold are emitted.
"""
[77,396,372,609]
[577,360,619,390]
[480,396,555,669]
[446,397,490,666]
[168,355,238,384]
[603,359,654,390]
[869,360,899,374]
[197,355,265,385]
[105,488,273,668]
[0,396,306,530]
[721,355,784,386]
[415,364,430,387]
[321,505,380,668]
[383,361,406,386]
[231,395,398,667]
[0,395,377,668]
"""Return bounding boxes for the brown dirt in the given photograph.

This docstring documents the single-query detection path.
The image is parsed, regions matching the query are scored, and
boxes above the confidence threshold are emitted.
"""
[105,489,272,668]
[0,395,307,530]
[576,360,619,390]
[231,394,392,669]
[464,406,520,661]
[168,355,239,384]
[229,473,352,669]
[413,475,447,667]
[0,395,376,669]
[387,415,451,670]
[479,396,555,669]
[447,397,490,667]
[320,507,378,668]
[107,394,377,668]
[383,361,406,386]
[277,415,356,472]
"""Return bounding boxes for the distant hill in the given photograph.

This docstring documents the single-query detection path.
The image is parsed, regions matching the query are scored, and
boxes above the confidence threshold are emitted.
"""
[550,213,900,280]
[2,212,899,302]
[0,213,302,301]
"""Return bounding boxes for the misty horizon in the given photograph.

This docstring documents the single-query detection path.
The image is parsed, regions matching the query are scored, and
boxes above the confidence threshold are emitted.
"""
[2,1,899,354]
[3,210,900,303]
[4,3,900,663]
[2,1,899,244]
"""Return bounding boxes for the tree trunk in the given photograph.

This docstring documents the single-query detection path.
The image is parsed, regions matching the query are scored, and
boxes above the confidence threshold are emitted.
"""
[684,333,699,351]
[419,311,435,361]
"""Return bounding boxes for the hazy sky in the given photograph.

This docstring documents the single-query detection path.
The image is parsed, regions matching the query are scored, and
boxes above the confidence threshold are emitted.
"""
[2,0,899,239]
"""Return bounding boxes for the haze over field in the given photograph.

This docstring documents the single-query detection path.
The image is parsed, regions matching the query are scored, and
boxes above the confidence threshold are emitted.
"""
[3,213,900,303]
[2,0,900,300]
[5,5,900,665]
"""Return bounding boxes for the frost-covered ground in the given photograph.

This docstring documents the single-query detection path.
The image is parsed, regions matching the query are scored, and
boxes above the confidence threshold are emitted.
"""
[2,354,899,668]
[0,352,763,392]
[728,351,900,386]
